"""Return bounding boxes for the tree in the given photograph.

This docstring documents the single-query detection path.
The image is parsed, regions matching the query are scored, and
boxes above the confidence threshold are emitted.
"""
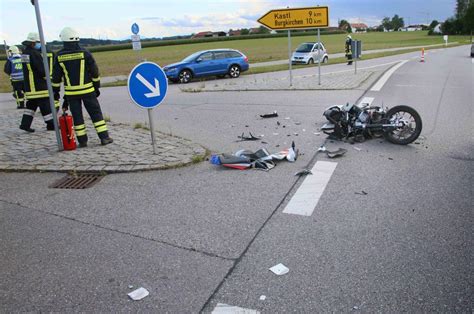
[338,19,352,33]
[382,17,392,31]
[258,26,270,34]
[429,20,439,30]
[456,0,470,18]
[240,28,249,35]
[463,2,474,41]
[391,14,405,31]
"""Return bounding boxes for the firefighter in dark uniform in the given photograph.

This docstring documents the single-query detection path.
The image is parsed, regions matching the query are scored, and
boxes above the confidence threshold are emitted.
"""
[19,32,55,132]
[52,27,113,147]
[3,45,25,109]
[345,35,353,65]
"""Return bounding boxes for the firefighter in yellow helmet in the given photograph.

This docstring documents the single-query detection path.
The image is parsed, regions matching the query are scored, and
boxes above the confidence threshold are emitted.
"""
[3,45,25,109]
[19,32,55,132]
[52,27,113,147]
[345,34,353,65]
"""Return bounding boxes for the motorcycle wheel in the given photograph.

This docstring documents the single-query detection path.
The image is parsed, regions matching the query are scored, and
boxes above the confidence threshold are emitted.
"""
[383,105,422,145]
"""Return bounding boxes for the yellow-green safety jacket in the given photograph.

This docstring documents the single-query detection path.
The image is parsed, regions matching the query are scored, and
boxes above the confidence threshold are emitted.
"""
[21,45,54,100]
[52,43,100,98]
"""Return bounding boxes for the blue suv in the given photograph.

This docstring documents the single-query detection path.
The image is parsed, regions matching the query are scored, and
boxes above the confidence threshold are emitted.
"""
[163,49,249,83]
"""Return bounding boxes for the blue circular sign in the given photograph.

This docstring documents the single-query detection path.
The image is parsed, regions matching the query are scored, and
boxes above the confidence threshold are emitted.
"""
[131,23,140,35]
[128,62,168,109]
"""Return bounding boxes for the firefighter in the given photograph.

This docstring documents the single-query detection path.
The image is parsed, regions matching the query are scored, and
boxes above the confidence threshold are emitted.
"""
[345,35,353,65]
[19,32,55,132]
[52,27,113,147]
[3,45,25,109]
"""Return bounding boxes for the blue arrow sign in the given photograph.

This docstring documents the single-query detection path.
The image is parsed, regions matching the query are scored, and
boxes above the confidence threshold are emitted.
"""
[128,62,168,109]
[131,23,139,35]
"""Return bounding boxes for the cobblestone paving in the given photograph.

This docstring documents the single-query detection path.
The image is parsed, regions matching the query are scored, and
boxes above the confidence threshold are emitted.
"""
[0,113,206,173]
[194,69,377,92]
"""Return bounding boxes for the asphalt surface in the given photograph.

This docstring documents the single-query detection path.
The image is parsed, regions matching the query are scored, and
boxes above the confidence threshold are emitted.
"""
[0,45,472,312]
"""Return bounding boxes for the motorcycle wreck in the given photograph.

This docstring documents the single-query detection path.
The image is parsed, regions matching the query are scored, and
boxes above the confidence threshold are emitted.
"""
[321,102,422,145]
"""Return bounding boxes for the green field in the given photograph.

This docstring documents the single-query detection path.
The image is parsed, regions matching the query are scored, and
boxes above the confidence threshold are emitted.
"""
[1,31,470,93]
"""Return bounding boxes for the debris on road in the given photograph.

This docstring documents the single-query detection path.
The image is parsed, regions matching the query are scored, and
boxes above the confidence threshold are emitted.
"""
[128,285,134,289]
[355,191,368,195]
[269,263,289,276]
[295,169,312,176]
[313,132,321,136]
[353,146,362,151]
[259,295,267,301]
[128,287,149,301]
[238,132,261,141]
[260,111,278,118]
[212,143,298,171]
[326,148,347,158]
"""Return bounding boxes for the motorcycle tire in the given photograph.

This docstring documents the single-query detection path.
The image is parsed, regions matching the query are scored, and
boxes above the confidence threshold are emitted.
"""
[383,105,422,145]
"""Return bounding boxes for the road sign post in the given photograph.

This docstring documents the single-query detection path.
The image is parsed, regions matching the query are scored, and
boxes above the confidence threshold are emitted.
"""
[288,30,292,86]
[31,0,62,151]
[258,6,329,87]
[317,28,321,85]
[127,62,168,154]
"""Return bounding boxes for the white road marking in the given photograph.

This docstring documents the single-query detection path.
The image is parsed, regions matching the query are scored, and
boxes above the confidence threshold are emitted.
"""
[292,60,402,79]
[358,97,374,107]
[370,60,409,91]
[472,58,474,64]
[283,161,338,216]
[212,303,260,313]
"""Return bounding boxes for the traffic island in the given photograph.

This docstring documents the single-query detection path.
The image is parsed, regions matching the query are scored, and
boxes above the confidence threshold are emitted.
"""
[0,113,206,173]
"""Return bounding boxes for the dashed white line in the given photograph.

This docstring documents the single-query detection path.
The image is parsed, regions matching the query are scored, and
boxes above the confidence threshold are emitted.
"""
[283,161,338,216]
[370,60,408,91]
[212,303,260,313]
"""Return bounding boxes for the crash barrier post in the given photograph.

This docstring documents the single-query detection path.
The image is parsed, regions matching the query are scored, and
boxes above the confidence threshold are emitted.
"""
[420,48,425,62]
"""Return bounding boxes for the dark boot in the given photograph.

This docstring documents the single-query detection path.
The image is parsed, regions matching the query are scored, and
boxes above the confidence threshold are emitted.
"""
[46,121,55,131]
[20,126,35,132]
[100,137,113,146]
[20,115,34,132]
[77,134,88,148]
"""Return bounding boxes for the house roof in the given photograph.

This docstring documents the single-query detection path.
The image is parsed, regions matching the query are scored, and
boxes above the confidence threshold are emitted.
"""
[350,23,368,29]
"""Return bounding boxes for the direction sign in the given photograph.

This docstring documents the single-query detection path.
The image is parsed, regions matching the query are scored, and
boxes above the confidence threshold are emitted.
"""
[258,6,329,30]
[128,62,168,109]
[131,23,140,35]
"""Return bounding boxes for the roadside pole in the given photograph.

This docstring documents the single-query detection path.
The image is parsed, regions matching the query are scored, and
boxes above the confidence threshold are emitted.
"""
[354,42,357,74]
[317,28,321,85]
[31,0,62,151]
[288,30,292,86]
[131,23,157,154]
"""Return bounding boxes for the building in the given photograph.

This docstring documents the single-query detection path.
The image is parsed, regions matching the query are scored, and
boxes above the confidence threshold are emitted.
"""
[350,23,368,33]
[402,24,424,31]
[192,31,226,39]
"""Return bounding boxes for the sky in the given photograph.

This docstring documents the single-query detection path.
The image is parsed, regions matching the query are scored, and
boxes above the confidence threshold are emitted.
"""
[1,0,456,45]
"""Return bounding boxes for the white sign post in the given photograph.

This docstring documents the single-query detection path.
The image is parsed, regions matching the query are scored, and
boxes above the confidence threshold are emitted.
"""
[443,35,448,46]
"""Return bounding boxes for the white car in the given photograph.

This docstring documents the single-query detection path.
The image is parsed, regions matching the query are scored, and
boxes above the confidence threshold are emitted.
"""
[291,42,329,65]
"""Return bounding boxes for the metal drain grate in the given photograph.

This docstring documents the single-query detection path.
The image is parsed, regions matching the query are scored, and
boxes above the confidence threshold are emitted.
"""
[49,173,104,189]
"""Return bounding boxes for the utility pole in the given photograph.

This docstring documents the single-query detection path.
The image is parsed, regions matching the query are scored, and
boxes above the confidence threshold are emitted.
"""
[31,0,63,151]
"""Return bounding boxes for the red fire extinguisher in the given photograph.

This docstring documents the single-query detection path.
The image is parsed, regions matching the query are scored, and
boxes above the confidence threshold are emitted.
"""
[59,109,77,151]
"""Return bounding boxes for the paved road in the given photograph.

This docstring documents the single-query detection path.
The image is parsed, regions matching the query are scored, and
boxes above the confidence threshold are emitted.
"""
[0,45,472,312]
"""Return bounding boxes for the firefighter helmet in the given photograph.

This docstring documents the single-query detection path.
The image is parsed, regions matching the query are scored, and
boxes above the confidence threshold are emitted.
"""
[8,46,20,54]
[60,27,80,42]
[25,32,40,42]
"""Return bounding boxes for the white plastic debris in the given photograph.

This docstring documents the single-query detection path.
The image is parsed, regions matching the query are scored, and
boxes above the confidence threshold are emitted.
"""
[353,146,362,151]
[259,295,266,301]
[128,285,134,289]
[269,263,289,275]
[313,132,321,135]
[128,287,149,301]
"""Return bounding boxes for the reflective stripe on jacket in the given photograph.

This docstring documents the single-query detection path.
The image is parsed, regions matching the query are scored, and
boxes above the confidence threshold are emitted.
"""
[21,46,53,99]
[52,44,100,98]
[5,55,24,81]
